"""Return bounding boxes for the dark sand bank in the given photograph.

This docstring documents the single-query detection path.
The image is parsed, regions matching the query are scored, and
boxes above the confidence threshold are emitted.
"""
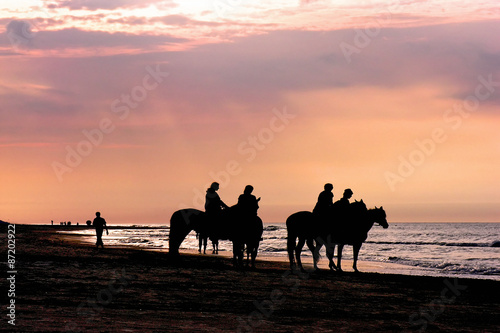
[3,225,499,332]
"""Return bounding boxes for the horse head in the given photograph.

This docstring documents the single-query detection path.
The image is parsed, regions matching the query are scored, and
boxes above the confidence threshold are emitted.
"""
[352,199,367,212]
[372,206,389,229]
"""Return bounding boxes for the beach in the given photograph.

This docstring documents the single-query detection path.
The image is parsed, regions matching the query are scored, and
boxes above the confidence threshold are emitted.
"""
[5,225,500,332]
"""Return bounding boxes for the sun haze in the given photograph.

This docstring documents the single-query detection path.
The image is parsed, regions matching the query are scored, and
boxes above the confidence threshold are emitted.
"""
[1,0,499,224]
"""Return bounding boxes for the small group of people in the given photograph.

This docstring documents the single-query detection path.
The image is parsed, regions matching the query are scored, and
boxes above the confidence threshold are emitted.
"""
[205,182,261,218]
[205,181,353,223]
[313,183,354,223]
[91,183,351,248]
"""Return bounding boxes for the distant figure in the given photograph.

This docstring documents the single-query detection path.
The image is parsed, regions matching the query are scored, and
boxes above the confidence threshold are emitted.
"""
[93,212,109,249]
[205,182,228,215]
[313,183,334,218]
[237,185,260,217]
[51,220,53,226]
[86,220,92,226]
[67,221,71,226]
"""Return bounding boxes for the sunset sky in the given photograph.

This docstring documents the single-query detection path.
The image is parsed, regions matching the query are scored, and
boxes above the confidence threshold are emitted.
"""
[1,0,499,224]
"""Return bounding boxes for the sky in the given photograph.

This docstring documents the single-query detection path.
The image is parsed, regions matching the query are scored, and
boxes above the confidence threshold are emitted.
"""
[1,0,499,224]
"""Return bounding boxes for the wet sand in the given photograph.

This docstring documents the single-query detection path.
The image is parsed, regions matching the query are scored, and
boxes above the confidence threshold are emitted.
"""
[6,225,500,332]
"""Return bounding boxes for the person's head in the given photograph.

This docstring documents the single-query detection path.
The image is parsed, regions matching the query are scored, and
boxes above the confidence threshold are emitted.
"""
[324,183,333,191]
[95,212,101,217]
[343,189,353,199]
[244,185,254,194]
[210,182,220,191]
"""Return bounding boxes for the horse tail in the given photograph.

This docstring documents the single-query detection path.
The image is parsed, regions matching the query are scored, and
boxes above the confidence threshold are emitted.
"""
[286,214,299,268]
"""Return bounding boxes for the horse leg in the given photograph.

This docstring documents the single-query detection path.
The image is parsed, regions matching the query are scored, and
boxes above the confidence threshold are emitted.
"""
[353,243,362,273]
[233,242,244,267]
[203,236,208,254]
[251,244,258,269]
[245,245,249,266]
[232,242,238,266]
[238,243,244,267]
[287,236,296,271]
[198,234,202,253]
[306,238,319,271]
[337,244,344,272]
[326,243,338,271]
[212,239,218,254]
[295,237,306,273]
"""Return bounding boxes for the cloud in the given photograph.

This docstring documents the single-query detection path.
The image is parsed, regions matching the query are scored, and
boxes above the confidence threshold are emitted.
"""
[4,20,37,50]
[48,0,175,11]
[157,20,500,111]
[2,20,499,149]
[105,15,223,27]
[152,15,223,27]
[0,27,188,52]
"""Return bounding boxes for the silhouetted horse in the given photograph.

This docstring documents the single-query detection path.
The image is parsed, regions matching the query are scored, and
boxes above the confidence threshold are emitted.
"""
[286,200,388,272]
[169,206,263,267]
[230,212,263,268]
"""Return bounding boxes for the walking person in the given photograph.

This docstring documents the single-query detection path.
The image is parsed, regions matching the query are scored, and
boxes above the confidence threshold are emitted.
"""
[93,212,109,249]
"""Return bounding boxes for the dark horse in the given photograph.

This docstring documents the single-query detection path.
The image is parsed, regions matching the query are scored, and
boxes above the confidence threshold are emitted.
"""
[169,207,263,267]
[286,200,388,272]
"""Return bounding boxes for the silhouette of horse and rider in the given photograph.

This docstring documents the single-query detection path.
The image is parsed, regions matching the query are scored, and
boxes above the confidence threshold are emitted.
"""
[170,183,263,268]
[287,184,388,273]
[170,182,388,271]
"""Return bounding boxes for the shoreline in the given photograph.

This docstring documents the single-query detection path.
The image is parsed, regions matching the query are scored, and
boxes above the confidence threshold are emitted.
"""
[55,224,500,282]
[54,227,431,273]
[5,225,500,332]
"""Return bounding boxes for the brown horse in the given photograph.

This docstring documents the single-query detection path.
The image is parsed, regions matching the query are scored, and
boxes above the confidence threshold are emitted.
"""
[286,200,388,272]
[169,206,263,267]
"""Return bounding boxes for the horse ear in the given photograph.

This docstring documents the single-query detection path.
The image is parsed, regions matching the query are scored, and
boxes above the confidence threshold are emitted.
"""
[360,199,364,203]
[380,206,383,209]
[375,206,378,209]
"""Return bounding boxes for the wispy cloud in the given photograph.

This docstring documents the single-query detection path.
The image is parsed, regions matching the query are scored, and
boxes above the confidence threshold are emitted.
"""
[48,0,175,11]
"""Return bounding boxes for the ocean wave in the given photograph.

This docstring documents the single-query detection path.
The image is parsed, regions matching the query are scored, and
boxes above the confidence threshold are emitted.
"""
[386,257,500,276]
[264,225,285,231]
[261,246,287,253]
[264,236,287,240]
[367,240,494,248]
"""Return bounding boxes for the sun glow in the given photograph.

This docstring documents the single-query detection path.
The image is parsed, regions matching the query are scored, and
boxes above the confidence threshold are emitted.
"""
[1,1,499,224]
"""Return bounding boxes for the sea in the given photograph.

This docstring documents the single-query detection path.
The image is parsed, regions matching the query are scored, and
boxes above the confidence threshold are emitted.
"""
[60,223,500,281]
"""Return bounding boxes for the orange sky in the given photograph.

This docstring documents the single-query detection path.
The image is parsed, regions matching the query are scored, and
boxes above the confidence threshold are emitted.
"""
[1,1,499,224]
